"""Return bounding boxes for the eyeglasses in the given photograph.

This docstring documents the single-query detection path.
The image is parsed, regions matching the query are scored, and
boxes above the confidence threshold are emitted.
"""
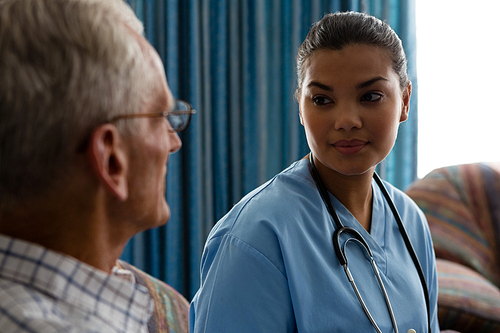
[110,100,196,132]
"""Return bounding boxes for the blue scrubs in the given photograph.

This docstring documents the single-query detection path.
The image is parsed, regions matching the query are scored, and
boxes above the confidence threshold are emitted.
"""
[190,160,440,333]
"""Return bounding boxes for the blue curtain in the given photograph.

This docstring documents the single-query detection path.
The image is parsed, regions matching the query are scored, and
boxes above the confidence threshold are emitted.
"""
[121,0,418,300]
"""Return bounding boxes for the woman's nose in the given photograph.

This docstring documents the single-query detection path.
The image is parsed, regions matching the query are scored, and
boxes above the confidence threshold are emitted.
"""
[334,104,362,131]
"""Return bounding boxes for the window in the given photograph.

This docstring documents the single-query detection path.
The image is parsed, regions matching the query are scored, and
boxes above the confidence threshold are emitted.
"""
[416,0,500,178]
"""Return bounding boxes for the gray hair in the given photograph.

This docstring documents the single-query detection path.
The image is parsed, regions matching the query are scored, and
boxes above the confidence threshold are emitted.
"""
[0,0,159,207]
[296,11,409,98]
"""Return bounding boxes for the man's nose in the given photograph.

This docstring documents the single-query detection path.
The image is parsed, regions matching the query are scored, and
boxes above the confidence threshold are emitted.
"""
[169,131,182,154]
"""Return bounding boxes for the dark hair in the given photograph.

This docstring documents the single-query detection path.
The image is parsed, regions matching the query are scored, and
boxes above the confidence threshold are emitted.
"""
[296,11,409,98]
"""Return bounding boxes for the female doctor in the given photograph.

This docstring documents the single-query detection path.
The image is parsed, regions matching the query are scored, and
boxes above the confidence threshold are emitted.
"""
[190,12,440,333]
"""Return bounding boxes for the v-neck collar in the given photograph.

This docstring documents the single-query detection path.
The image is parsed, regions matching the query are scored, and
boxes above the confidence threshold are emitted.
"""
[327,179,389,273]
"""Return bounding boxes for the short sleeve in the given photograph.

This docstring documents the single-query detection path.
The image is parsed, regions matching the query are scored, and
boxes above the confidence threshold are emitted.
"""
[190,234,295,333]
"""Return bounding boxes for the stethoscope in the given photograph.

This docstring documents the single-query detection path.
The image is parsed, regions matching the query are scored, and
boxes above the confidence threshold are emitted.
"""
[308,153,431,333]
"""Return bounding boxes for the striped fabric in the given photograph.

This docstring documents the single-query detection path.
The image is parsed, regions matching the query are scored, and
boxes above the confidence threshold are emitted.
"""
[406,163,500,333]
[406,163,500,286]
[437,259,500,332]
[117,260,189,333]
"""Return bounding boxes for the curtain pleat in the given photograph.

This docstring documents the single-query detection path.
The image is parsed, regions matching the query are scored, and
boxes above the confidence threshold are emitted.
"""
[121,0,417,300]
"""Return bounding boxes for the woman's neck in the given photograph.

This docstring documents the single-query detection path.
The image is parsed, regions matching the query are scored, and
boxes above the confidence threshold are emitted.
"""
[311,155,374,231]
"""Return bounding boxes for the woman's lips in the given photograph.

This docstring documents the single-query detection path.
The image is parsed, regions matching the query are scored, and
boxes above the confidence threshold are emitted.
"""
[332,139,368,155]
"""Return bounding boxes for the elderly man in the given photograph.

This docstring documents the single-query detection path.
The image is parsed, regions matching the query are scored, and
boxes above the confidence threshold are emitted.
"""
[0,0,194,331]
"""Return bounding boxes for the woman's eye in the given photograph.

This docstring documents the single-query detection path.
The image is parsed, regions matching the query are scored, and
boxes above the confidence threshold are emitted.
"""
[361,93,383,102]
[312,96,333,106]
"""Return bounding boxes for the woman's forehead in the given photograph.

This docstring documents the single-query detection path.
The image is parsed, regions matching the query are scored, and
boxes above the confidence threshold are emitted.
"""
[302,45,397,88]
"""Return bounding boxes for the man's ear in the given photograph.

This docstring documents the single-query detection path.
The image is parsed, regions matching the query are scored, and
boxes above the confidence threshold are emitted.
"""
[87,124,129,201]
[400,82,412,123]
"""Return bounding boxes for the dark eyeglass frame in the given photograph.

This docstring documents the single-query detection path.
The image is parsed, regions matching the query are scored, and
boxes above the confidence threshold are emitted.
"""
[110,100,196,132]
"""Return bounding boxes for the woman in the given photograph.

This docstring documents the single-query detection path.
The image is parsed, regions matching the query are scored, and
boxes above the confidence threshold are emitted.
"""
[190,12,440,333]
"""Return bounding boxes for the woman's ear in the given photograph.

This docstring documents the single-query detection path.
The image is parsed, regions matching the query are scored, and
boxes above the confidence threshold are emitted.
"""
[400,82,412,123]
[296,89,305,126]
[87,124,129,201]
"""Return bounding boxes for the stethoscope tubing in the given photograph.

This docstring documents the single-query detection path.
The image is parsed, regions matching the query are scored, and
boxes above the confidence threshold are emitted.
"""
[373,171,431,333]
[308,153,431,333]
[341,236,399,333]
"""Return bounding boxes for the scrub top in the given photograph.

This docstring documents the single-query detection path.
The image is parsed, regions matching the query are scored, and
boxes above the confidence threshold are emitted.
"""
[190,159,440,333]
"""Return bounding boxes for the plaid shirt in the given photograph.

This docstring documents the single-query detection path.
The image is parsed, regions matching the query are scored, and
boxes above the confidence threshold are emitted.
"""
[0,234,154,333]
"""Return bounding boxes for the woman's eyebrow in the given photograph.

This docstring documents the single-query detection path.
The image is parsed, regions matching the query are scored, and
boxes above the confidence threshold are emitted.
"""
[356,76,389,89]
[306,76,389,92]
[306,81,333,92]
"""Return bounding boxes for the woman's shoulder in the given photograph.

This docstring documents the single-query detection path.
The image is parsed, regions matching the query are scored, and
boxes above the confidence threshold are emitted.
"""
[208,159,322,239]
[376,177,430,236]
[234,160,316,212]
[377,177,421,211]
